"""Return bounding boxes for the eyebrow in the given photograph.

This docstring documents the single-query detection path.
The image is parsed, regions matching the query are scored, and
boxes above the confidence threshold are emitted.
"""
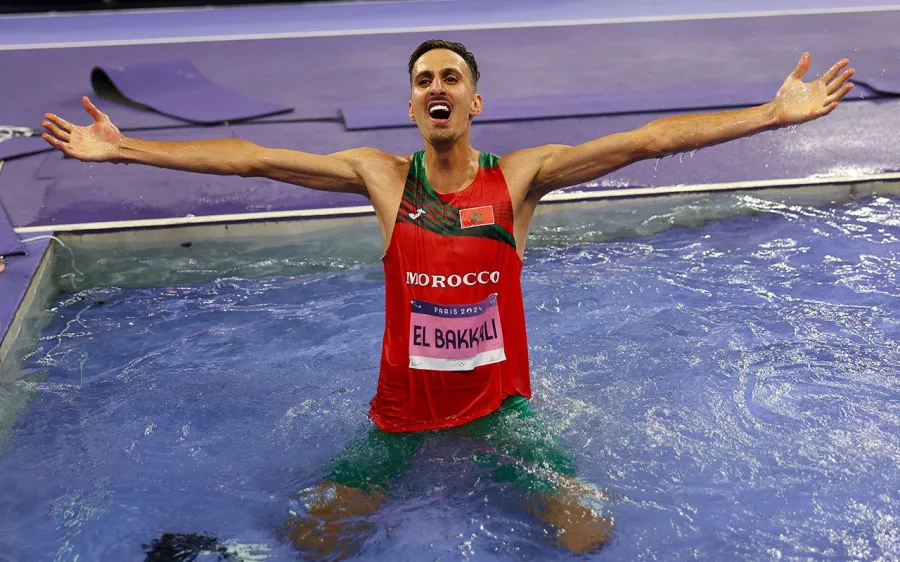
[413,67,464,81]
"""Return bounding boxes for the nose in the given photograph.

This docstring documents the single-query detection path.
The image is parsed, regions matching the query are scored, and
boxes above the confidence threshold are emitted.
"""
[428,78,446,96]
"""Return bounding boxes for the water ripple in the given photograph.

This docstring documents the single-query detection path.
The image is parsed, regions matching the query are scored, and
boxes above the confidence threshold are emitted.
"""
[0,194,897,561]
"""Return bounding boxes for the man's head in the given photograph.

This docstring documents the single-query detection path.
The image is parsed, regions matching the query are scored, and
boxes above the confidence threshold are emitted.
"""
[407,40,483,146]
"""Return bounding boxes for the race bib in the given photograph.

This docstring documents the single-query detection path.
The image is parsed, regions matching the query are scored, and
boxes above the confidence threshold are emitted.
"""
[409,294,506,371]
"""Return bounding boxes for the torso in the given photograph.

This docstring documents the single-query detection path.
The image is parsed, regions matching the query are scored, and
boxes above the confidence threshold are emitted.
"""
[359,149,541,259]
[365,149,537,432]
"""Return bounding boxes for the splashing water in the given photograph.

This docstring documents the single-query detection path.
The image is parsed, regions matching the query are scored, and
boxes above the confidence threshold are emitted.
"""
[0,194,898,561]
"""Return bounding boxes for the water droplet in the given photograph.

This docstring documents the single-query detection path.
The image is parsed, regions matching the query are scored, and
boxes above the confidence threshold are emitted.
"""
[679,153,684,164]
[654,158,661,172]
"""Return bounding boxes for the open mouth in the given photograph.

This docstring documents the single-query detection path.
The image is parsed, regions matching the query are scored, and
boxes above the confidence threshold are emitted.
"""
[428,102,452,122]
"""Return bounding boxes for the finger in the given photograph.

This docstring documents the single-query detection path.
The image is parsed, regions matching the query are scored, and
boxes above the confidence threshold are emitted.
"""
[41,132,58,148]
[41,120,70,142]
[821,58,849,83]
[43,133,80,159]
[790,52,811,80]
[820,101,840,117]
[827,68,855,94]
[82,96,106,122]
[44,113,73,133]
[41,132,69,153]
[825,82,853,105]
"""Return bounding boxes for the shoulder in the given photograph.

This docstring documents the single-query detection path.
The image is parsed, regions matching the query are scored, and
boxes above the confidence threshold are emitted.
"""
[499,145,571,182]
[335,148,412,183]
[335,147,411,169]
[498,145,568,171]
[497,145,570,199]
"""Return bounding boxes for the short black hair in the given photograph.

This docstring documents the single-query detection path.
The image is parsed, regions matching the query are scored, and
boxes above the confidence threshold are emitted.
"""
[408,39,480,88]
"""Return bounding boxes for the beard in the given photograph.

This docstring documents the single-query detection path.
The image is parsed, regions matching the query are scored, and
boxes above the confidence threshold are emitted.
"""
[426,126,461,146]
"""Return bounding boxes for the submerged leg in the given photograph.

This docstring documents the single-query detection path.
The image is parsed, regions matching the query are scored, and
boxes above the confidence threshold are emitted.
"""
[463,396,614,554]
[281,426,425,560]
[529,477,613,554]
[487,459,614,553]
[281,481,387,560]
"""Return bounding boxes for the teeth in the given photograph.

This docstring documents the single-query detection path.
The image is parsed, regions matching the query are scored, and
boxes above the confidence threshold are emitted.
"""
[429,104,450,116]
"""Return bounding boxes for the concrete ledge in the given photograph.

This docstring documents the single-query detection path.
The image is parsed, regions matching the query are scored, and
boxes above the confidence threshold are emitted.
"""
[0,236,57,380]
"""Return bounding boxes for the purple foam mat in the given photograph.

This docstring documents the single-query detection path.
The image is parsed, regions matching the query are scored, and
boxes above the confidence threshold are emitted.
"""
[91,59,294,125]
[0,136,52,162]
[0,202,25,257]
[342,81,881,130]
[1,94,196,161]
[849,49,900,95]
[4,83,204,132]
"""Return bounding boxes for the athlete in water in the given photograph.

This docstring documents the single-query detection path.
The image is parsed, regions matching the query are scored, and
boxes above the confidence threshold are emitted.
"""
[42,40,854,558]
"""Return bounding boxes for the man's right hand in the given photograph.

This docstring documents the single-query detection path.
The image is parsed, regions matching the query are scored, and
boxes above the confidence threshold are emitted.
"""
[42,96,123,162]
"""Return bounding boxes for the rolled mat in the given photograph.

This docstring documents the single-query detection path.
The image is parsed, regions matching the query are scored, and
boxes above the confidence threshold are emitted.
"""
[0,202,25,257]
[91,59,293,125]
[341,80,887,131]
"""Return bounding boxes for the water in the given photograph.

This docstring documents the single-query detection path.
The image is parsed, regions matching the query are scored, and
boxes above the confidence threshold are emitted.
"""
[1,194,898,561]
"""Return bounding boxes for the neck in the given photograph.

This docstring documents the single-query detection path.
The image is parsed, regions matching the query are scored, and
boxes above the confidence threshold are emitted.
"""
[423,136,479,194]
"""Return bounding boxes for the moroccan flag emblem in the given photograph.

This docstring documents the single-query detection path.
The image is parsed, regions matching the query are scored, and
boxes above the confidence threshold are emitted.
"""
[459,205,495,229]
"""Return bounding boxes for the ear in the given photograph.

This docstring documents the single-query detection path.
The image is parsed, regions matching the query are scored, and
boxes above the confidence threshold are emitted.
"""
[408,99,415,122]
[470,93,483,117]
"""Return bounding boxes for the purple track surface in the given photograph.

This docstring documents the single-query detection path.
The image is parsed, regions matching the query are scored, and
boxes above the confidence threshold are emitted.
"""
[2,11,899,227]
[5,13,900,132]
[4,0,900,47]
[3,100,897,228]
[343,81,889,131]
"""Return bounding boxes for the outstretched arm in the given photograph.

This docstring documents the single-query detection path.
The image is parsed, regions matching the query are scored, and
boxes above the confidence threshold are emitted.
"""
[42,96,375,195]
[522,54,855,198]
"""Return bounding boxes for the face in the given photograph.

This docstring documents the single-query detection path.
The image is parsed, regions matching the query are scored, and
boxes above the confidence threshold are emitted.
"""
[409,49,482,146]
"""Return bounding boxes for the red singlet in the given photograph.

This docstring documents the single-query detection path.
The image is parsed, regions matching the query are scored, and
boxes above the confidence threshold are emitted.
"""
[369,150,532,432]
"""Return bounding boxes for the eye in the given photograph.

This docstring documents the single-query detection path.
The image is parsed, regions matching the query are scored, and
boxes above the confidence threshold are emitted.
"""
[417,79,430,87]
[446,76,458,83]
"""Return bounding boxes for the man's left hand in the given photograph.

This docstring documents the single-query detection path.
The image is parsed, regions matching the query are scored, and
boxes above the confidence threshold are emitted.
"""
[772,53,855,125]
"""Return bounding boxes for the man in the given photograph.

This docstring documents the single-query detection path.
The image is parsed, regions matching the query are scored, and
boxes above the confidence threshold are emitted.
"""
[42,40,854,558]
